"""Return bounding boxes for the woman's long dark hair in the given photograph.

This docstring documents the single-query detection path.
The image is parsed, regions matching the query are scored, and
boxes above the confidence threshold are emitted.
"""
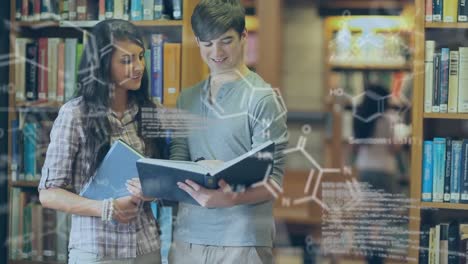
[353,84,390,140]
[75,19,164,181]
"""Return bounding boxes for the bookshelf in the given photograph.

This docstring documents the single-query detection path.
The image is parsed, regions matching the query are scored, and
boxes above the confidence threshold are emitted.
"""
[409,0,468,262]
[6,0,206,263]
[323,14,414,170]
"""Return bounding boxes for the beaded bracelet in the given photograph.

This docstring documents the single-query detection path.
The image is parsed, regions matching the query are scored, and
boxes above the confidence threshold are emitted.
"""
[101,198,114,222]
[101,199,108,222]
[108,198,114,222]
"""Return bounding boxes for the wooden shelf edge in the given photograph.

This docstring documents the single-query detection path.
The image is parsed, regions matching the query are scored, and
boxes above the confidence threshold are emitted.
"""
[426,22,468,29]
[423,113,468,120]
[9,260,64,264]
[420,202,468,210]
[273,213,321,225]
[330,63,412,71]
[14,20,183,29]
[15,101,63,108]
[9,180,40,188]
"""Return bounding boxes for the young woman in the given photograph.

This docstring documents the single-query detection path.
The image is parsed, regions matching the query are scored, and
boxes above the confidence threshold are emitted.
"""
[38,19,164,264]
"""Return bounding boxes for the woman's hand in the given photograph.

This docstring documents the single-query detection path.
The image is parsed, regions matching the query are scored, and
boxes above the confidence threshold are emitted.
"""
[126,178,155,202]
[112,196,140,223]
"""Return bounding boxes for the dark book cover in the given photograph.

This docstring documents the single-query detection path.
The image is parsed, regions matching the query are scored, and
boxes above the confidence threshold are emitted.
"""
[25,41,38,101]
[447,221,460,264]
[444,138,453,202]
[460,140,468,203]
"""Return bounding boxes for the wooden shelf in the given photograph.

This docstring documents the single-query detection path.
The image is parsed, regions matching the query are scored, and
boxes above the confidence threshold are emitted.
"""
[9,180,40,188]
[423,113,468,120]
[426,22,468,29]
[420,202,468,210]
[9,260,64,264]
[274,210,321,225]
[16,101,62,108]
[14,19,183,29]
[330,63,412,71]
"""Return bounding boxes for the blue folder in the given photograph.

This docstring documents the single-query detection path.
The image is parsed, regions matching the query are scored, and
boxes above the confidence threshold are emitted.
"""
[80,140,144,199]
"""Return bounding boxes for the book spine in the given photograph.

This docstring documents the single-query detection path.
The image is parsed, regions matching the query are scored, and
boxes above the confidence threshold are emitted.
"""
[130,0,142,21]
[68,0,76,20]
[34,0,41,21]
[64,39,77,102]
[143,0,154,20]
[23,122,37,181]
[447,222,460,264]
[37,38,48,101]
[40,0,51,20]
[47,38,58,102]
[423,140,434,202]
[105,0,113,19]
[450,141,462,203]
[163,43,181,107]
[433,53,441,113]
[444,0,459,22]
[123,0,130,20]
[154,0,163,19]
[15,38,26,102]
[16,0,22,20]
[420,225,430,263]
[11,120,19,182]
[76,0,87,20]
[444,138,453,202]
[433,0,443,21]
[439,223,449,264]
[460,140,468,203]
[427,0,434,21]
[98,0,105,20]
[151,34,164,104]
[172,0,182,20]
[440,48,450,113]
[429,227,435,264]
[460,0,468,21]
[21,0,28,21]
[61,0,69,20]
[434,224,441,264]
[114,0,124,19]
[433,137,446,202]
[448,50,459,113]
[144,50,151,96]
[56,41,65,103]
[25,42,38,101]
[459,47,468,112]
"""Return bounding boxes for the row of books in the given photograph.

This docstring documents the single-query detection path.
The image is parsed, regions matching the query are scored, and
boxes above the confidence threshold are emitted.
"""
[9,189,71,261]
[422,138,468,203]
[11,115,54,182]
[15,37,83,104]
[425,0,468,23]
[424,41,468,113]
[15,0,183,22]
[419,222,468,264]
[14,34,181,107]
[330,30,409,66]
[330,71,412,106]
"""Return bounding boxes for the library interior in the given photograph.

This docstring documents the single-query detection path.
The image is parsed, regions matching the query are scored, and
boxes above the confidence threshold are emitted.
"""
[1,0,468,263]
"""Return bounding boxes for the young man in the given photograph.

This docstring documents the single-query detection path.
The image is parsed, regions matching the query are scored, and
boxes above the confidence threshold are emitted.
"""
[169,0,288,263]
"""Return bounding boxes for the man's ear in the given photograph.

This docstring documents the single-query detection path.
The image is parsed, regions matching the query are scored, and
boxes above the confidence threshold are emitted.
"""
[241,29,248,41]
[195,37,200,47]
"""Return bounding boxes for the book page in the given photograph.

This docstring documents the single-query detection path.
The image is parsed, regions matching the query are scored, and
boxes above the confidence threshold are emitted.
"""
[139,159,210,175]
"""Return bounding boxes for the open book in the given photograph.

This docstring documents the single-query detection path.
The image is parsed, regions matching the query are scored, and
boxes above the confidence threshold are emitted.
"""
[137,141,275,205]
[80,140,144,199]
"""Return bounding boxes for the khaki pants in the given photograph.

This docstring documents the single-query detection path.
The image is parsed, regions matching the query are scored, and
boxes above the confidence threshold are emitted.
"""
[168,241,273,264]
[68,249,161,264]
